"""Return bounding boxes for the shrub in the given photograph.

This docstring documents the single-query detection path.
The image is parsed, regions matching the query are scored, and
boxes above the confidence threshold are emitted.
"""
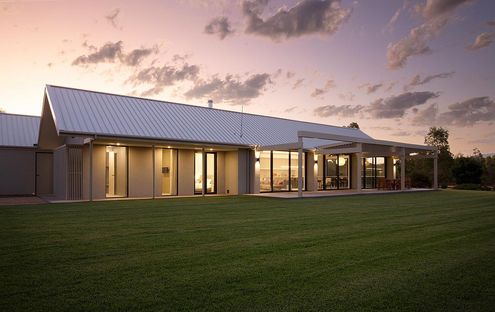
[453,183,482,190]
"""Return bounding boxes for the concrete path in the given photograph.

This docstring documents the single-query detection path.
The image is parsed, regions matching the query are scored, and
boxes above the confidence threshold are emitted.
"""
[0,196,47,206]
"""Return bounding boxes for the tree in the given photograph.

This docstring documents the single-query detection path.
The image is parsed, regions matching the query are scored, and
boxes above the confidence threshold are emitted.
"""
[424,126,453,187]
[345,122,360,129]
[452,156,482,184]
[481,156,495,187]
[0,107,5,113]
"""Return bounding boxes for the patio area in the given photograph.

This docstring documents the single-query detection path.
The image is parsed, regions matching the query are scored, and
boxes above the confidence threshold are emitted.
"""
[249,188,435,199]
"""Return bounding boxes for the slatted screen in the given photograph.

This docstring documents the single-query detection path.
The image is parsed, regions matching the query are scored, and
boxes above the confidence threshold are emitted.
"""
[67,145,83,200]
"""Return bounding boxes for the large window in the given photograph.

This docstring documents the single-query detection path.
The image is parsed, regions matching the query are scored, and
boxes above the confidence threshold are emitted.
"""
[162,149,177,196]
[260,151,307,192]
[194,152,216,194]
[290,151,305,191]
[105,146,127,198]
[362,157,386,189]
[318,154,350,190]
[272,151,289,191]
[259,151,271,192]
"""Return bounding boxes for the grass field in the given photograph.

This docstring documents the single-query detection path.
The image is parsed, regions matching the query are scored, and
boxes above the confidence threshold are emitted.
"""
[1,190,494,311]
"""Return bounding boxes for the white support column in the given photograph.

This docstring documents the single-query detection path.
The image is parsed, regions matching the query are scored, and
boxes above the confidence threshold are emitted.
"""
[89,139,93,201]
[152,145,155,199]
[355,152,362,192]
[201,148,205,196]
[400,148,406,191]
[433,150,438,190]
[298,136,303,198]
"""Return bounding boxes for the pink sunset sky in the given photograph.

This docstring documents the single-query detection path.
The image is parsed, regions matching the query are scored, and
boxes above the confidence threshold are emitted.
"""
[0,0,494,154]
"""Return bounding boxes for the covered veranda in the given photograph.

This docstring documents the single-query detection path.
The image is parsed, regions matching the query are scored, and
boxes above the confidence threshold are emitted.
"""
[258,130,438,198]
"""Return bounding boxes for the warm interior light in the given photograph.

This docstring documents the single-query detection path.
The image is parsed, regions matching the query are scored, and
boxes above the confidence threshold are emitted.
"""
[167,146,171,149]
[116,143,121,146]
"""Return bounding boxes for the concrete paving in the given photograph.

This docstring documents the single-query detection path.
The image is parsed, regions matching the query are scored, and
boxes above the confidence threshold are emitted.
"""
[0,196,47,206]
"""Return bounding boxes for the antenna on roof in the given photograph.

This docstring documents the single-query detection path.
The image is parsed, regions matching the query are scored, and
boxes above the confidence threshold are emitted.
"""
[240,104,244,138]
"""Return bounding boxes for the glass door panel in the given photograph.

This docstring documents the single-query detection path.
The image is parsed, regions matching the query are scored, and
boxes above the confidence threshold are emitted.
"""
[339,155,350,189]
[194,152,203,194]
[206,153,216,193]
[105,146,127,197]
[259,151,271,192]
[162,149,177,195]
[325,155,338,190]
[272,151,289,191]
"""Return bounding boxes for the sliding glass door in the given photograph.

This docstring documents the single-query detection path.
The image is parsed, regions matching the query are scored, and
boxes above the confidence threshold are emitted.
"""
[194,152,216,194]
[318,154,350,190]
[361,157,386,189]
[105,146,127,198]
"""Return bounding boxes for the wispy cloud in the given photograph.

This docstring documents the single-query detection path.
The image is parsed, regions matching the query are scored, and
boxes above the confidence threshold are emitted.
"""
[105,8,122,30]
[404,71,455,91]
[311,79,335,98]
[184,73,272,105]
[204,16,234,39]
[366,91,439,118]
[439,96,495,126]
[466,32,494,50]
[314,104,364,118]
[72,41,157,66]
[386,0,472,69]
[242,0,351,41]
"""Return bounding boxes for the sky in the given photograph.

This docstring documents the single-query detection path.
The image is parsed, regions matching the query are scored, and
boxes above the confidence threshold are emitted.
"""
[0,0,494,155]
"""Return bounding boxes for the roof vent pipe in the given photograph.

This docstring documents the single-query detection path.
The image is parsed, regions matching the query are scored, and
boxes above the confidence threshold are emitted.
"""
[208,99,213,109]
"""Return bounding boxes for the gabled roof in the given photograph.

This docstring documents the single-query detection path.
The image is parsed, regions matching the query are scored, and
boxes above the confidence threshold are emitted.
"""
[45,85,372,147]
[0,113,40,147]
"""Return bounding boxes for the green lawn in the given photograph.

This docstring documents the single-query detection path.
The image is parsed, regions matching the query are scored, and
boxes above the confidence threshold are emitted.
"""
[1,190,494,311]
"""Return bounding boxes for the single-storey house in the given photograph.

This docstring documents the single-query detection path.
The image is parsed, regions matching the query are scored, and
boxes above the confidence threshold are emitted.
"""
[0,85,438,200]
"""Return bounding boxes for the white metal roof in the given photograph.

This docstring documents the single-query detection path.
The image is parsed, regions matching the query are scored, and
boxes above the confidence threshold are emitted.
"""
[45,85,373,148]
[0,113,40,147]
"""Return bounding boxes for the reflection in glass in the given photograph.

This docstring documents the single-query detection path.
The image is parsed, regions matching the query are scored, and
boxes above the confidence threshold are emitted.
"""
[162,149,177,195]
[339,155,350,189]
[105,146,127,197]
[290,152,305,191]
[260,151,271,192]
[325,155,338,190]
[206,153,216,193]
[194,152,203,194]
[272,151,289,191]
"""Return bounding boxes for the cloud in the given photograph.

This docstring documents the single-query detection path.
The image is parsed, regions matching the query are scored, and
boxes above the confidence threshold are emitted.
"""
[338,92,355,102]
[242,0,351,40]
[411,103,439,125]
[72,41,124,65]
[284,106,297,113]
[387,0,471,69]
[367,83,383,94]
[72,41,157,66]
[123,47,158,66]
[204,16,234,39]
[466,32,494,50]
[292,78,305,89]
[415,0,473,19]
[286,71,295,79]
[184,73,271,105]
[367,91,439,118]
[404,71,455,90]
[384,1,409,33]
[439,96,495,126]
[386,17,447,69]
[311,79,335,98]
[128,62,200,95]
[488,20,495,27]
[105,8,122,29]
[314,104,364,118]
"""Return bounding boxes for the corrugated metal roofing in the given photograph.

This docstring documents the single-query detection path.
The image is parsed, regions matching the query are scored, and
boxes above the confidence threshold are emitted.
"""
[46,85,372,148]
[0,113,40,147]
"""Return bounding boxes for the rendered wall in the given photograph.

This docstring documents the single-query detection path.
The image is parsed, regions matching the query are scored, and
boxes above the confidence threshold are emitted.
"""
[224,151,238,195]
[178,149,194,195]
[239,149,251,194]
[53,146,67,199]
[82,144,106,200]
[0,148,35,195]
[306,152,316,191]
[128,146,153,197]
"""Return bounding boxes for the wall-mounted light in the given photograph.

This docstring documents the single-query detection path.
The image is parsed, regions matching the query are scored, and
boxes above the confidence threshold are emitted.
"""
[256,157,260,163]
[255,150,260,163]
[314,160,318,164]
